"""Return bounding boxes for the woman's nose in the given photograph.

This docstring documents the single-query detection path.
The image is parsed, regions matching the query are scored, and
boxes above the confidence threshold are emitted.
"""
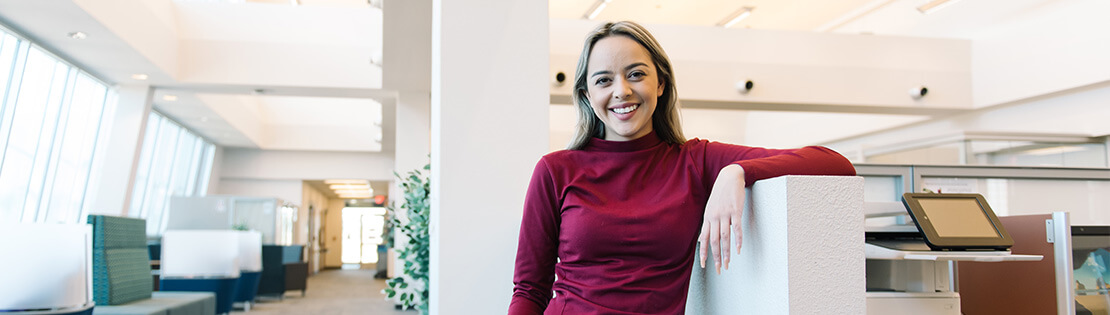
[612,79,632,100]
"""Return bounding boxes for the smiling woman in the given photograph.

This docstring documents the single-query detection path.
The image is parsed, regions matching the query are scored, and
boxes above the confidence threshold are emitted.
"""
[508,21,857,315]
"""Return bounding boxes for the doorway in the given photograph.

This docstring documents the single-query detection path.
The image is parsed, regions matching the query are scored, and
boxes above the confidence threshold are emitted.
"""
[341,207,386,268]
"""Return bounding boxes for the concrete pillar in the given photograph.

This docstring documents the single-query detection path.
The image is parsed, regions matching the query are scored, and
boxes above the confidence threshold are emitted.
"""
[86,84,152,216]
[686,175,865,314]
[429,0,548,313]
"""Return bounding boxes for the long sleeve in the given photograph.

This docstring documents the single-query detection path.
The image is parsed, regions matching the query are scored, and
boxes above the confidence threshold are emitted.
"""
[509,159,561,315]
[699,141,856,187]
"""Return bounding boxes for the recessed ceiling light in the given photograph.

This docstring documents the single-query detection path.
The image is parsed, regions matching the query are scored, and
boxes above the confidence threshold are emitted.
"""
[67,31,87,40]
[162,95,178,101]
[131,74,149,80]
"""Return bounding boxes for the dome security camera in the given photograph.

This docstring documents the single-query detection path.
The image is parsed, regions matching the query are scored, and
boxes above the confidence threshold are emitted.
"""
[736,80,754,94]
[553,71,567,87]
[909,86,928,99]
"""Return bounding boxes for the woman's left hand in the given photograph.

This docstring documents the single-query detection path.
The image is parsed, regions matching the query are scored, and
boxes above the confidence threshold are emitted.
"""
[699,164,746,274]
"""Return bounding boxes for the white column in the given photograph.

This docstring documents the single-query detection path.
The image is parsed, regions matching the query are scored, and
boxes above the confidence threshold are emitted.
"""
[383,0,432,280]
[86,84,152,216]
[686,175,865,314]
[430,0,548,313]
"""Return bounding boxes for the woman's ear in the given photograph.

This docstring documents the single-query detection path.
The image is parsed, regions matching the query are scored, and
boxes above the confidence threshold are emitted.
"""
[657,78,666,97]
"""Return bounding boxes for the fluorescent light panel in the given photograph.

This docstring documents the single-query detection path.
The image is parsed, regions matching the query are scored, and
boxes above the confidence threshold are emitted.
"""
[334,189,372,195]
[329,184,370,190]
[324,179,369,185]
[917,0,962,14]
[584,0,612,20]
[718,7,755,28]
[1022,145,1088,156]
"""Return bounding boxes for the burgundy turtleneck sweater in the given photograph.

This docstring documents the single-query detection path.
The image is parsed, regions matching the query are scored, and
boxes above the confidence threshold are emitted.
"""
[509,131,856,315]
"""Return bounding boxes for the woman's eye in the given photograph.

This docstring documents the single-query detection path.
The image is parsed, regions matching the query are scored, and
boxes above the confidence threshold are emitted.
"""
[629,71,646,79]
[594,77,611,85]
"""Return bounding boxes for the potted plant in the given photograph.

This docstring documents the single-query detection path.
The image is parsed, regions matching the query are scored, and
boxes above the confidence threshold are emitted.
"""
[383,164,430,314]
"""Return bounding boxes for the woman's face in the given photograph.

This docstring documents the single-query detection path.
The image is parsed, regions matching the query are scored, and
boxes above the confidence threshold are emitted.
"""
[585,35,664,141]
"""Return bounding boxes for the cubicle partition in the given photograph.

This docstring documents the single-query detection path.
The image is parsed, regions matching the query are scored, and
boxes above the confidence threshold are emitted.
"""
[160,230,242,315]
[0,224,94,315]
[685,175,865,314]
[235,231,263,310]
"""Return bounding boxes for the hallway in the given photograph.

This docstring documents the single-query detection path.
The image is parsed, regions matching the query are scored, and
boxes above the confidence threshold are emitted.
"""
[235,267,414,315]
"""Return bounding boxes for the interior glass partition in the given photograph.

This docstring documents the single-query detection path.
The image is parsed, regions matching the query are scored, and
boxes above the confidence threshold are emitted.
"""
[857,164,1110,226]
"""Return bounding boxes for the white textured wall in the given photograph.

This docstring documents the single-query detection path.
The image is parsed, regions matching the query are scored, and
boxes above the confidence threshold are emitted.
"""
[686,175,865,314]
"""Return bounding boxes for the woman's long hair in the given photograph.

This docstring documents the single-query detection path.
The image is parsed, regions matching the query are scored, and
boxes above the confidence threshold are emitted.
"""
[567,21,685,150]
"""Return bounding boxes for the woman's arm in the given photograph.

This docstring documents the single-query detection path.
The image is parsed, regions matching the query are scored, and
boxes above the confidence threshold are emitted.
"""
[509,159,561,315]
[697,144,856,274]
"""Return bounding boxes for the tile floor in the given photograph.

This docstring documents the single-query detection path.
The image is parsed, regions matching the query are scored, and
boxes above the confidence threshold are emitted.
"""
[234,266,415,315]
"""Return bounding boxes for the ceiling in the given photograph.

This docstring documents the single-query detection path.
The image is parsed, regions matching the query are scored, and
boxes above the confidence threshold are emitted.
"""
[552,0,880,31]
[551,0,1057,39]
[0,0,1064,156]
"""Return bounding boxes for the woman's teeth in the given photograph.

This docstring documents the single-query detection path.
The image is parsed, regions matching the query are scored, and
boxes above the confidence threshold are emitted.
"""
[612,104,638,114]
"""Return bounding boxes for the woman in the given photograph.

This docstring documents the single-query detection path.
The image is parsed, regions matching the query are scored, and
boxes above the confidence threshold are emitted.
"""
[509,21,856,315]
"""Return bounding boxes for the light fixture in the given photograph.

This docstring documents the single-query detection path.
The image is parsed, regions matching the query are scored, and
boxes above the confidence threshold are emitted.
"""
[131,74,149,80]
[67,31,87,40]
[718,6,755,28]
[162,95,178,101]
[917,0,962,14]
[338,191,372,195]
[325,179,370,185]
[583,0,612,20]
[330,184,370,190]
[1022,145,1088,156]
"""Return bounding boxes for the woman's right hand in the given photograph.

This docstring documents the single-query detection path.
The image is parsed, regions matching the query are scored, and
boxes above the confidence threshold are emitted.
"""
[699,164,746,274]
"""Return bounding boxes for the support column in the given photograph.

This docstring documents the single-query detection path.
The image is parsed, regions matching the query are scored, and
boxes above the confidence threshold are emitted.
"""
[86,84,152,216]
[383,0,432,281]
[430,0,549,313]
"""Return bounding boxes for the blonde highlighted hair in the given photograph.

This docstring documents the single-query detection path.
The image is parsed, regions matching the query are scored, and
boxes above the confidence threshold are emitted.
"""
[567,21,685,150]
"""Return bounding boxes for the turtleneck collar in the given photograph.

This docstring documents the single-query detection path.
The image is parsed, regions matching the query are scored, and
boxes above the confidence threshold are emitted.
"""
[584,130,663,152]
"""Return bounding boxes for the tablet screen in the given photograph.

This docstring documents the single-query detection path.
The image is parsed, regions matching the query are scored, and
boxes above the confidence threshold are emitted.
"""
[916,198,1000,238]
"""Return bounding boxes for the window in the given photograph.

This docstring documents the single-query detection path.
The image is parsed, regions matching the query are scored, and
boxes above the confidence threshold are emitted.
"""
[0,26,114,224]
[129,112,216,235]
